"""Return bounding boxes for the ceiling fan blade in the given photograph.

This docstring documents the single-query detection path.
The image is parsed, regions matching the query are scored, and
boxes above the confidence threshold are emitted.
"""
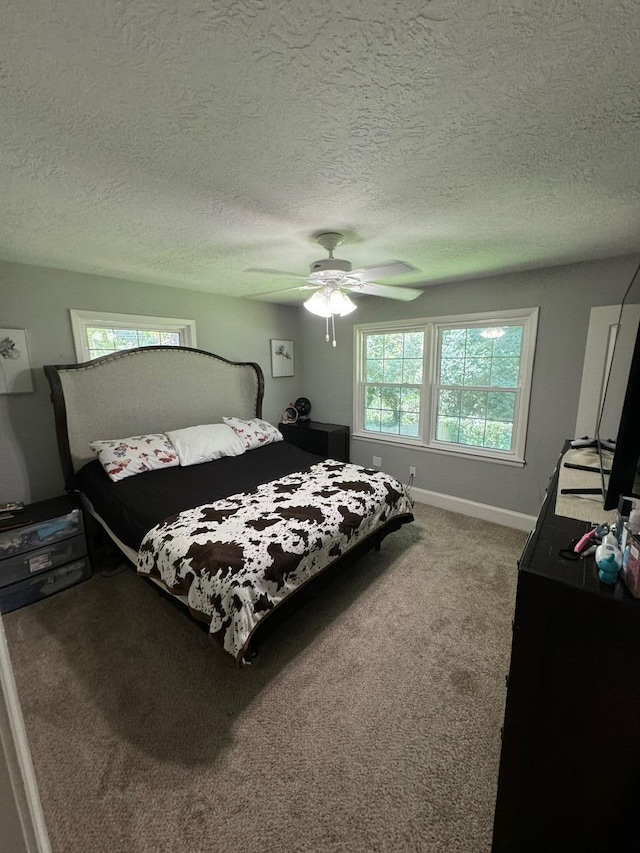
[351,260,418,281]
[244,267,306,280]
[252,284,320,298]
[351,282,422,301]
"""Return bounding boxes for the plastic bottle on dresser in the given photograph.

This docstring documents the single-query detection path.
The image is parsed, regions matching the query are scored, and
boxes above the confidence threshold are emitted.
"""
[595,532,623,585]
[623,499,640,574]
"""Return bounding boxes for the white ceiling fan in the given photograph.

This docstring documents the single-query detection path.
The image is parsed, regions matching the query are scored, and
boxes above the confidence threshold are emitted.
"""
[247,232,423,346]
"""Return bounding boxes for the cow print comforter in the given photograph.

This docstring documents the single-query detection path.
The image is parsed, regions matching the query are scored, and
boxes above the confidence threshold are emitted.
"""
[137,460,414,662]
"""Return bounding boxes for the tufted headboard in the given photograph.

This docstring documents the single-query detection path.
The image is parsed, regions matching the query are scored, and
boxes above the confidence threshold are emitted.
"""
[45,346,264,489]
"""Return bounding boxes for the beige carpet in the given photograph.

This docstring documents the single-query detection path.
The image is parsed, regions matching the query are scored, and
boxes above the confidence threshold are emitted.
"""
[4,502,525,853]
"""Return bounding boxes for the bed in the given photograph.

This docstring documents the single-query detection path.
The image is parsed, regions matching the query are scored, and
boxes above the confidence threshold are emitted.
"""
[44,345,414,664]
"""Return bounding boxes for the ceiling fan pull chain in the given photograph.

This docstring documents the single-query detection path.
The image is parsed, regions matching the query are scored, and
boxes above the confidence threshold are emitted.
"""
[325,316,330,343]
[331,314,337,347]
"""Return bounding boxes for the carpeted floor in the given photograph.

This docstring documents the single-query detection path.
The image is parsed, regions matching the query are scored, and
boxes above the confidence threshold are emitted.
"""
[4,502,525,853]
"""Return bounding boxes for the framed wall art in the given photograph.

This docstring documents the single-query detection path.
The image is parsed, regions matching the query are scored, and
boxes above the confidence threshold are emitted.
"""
[270,339,294,378]
[0,329,34,394]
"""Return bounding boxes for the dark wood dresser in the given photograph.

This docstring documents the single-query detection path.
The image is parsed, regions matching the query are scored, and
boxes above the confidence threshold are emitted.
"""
[492,448,640,852]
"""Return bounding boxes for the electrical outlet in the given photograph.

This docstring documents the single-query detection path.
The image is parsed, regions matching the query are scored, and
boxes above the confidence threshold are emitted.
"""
[372,456,382,468]
[409,466,416,477]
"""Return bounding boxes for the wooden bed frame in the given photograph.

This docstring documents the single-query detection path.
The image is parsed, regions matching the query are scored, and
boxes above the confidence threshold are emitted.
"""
[44,345,411,663]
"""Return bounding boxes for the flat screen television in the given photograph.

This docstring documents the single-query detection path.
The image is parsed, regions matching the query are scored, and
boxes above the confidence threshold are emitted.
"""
[596,261,640,510]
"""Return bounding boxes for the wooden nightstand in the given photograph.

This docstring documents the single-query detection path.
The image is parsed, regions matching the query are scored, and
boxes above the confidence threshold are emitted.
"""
[278,420,350,462]
[0,495,91,614]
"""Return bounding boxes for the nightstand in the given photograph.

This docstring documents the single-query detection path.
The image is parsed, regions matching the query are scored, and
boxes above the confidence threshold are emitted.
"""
[278,420,350,462]
[0,495,91,614]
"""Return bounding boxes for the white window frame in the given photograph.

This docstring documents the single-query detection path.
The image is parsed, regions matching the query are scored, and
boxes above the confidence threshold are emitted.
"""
[69,309,197,363]
[353,307,538,466]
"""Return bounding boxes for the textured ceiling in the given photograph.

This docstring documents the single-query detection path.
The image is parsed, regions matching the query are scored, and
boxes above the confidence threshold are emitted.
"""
[1,0,639,303]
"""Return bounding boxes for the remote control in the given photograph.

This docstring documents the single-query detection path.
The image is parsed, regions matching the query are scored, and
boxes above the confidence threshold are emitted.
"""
[0,501,25,512]
[570,437,598,448]
[569,437,616,451]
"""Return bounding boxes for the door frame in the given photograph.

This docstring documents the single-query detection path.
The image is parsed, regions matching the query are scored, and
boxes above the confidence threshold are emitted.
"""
[0,615,50,852]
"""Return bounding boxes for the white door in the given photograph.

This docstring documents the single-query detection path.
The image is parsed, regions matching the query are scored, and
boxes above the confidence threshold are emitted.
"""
[575,304,640,439]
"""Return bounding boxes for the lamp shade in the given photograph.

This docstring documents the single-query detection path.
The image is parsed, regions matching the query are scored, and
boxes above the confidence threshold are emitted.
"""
[327,289,357,316]
[303,290,333,317]
[303,288,357,317]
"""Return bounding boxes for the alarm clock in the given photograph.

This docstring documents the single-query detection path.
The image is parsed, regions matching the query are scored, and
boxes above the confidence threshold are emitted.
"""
[282,406,298,424]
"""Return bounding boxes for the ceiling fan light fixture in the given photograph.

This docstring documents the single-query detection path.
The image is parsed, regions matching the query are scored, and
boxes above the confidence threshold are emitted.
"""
[308,258,352,277]
[327,289,357,316]
[303,290,333,317]
[303,288,357,317]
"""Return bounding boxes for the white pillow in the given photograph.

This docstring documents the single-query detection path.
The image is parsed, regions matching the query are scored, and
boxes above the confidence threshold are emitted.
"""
[89,434,180,482]
[165,423,245,466]
[222,417,283,451]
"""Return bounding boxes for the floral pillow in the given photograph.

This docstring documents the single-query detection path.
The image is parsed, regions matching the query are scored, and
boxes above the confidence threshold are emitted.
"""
[222,417,283,451]
[89,434,180,482]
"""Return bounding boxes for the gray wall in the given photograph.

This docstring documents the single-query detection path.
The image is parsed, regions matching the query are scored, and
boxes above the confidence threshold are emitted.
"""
[298,254,640,517]
[3,254,639,514]
[0,260,302,503]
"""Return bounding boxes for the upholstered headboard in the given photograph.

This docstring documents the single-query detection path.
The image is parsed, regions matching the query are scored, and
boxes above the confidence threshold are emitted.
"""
[45,346,264,488]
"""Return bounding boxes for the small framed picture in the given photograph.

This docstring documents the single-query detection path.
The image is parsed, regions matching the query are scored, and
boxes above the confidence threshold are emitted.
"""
[271,339,294,378]
[0,329,34,394]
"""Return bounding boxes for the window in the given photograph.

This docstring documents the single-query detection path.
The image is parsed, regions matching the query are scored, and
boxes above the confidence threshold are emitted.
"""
[70,310,197,363]
[435,324,522,453]
[363,331,424,438]
[354,309,538,464]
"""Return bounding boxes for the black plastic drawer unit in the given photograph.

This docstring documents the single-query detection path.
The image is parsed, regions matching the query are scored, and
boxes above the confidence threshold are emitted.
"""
[0,558,91,614]
[0,509,83,559]
[0,496,90,613]
[0,534,87,586]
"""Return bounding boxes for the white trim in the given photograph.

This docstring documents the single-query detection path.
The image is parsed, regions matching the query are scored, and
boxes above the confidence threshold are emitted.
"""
[0,617,50,853]
[69,309,197,362]
[354,307,535,333]
[353,307,538,464]
[410,485,536,531]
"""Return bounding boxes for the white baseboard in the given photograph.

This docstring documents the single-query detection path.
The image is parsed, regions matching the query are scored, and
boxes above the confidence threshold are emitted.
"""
[410,486,536,531]
[0,617,50,853]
